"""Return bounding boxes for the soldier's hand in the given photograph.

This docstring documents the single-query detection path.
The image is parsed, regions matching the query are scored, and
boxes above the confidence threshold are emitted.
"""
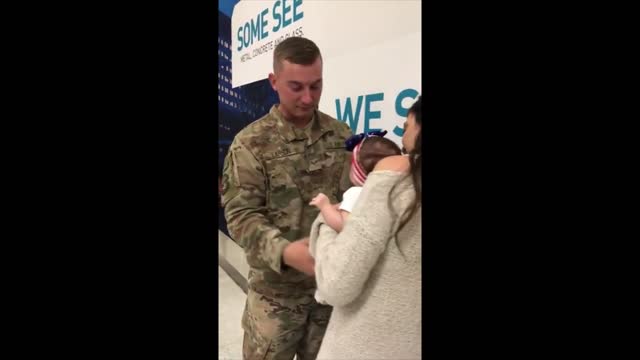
[282,238,315,276]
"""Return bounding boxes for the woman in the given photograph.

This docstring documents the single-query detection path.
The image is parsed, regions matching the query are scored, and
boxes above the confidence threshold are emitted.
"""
[309,96,422,359]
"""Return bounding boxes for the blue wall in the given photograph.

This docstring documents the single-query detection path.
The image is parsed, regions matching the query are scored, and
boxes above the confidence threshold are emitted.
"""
[218,1,279,236]
[218,0,239,17]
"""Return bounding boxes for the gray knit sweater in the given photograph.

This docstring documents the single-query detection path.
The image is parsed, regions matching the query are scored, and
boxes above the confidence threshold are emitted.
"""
[309,170,422,360]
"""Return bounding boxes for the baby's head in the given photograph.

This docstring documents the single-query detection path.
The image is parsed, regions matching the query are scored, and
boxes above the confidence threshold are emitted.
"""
[350,135,402,186]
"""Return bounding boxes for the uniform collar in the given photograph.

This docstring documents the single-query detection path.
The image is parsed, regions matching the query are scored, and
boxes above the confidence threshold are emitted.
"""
[271,105,331,144]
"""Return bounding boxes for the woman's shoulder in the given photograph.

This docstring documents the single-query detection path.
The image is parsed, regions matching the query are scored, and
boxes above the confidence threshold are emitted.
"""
[373,155,410,173]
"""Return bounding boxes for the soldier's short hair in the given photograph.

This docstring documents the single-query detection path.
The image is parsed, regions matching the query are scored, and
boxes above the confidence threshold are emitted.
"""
[273,37,322,72]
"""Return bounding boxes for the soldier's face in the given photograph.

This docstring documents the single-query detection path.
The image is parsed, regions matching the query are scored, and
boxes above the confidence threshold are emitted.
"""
[268,58,323,122]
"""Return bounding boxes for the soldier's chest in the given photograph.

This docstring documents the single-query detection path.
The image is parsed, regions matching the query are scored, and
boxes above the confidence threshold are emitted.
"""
[262,139,346,200]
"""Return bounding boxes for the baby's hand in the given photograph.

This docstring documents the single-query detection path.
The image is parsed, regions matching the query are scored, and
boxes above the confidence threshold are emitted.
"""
[309,193,330,208]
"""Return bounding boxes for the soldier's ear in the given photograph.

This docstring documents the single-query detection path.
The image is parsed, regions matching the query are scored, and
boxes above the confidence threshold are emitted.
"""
[268,73,277,91]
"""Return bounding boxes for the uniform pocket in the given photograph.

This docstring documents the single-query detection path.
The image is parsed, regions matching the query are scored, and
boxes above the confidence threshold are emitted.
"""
[266,165,302,210]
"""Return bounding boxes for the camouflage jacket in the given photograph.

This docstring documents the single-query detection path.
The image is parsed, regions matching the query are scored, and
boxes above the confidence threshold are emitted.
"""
[222,105,352,296]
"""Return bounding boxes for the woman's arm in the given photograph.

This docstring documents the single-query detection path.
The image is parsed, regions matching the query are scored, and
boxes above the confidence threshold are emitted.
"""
[313,169,410,306]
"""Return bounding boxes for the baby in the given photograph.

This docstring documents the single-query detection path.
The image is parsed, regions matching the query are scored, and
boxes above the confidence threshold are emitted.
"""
[310,130,402,232]
[309,131,401,305]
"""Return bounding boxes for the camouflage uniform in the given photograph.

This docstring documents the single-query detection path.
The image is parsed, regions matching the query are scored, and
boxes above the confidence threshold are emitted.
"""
[222,105,352,360]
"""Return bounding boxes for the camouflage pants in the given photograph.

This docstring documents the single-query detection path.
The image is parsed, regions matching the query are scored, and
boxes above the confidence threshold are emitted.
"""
[242,288,332,360]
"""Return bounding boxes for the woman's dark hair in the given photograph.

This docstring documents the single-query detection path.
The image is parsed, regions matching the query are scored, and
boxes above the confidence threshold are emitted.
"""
[389,96,422,241]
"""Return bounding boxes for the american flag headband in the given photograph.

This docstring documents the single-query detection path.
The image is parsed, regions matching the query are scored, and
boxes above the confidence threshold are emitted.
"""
[345,130,388,186]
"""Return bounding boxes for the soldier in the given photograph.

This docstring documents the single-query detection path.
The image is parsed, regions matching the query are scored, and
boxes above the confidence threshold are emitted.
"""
[221,37,352,360]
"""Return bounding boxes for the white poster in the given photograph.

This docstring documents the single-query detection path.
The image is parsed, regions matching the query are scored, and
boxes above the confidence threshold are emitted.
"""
[231,0,421,145]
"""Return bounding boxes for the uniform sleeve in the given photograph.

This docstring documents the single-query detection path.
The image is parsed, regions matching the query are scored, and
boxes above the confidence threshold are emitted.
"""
[221,139,290,274]
[313,171,409,306]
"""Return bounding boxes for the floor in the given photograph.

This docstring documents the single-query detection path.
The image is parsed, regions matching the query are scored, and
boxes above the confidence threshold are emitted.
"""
[218,265,246,360]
